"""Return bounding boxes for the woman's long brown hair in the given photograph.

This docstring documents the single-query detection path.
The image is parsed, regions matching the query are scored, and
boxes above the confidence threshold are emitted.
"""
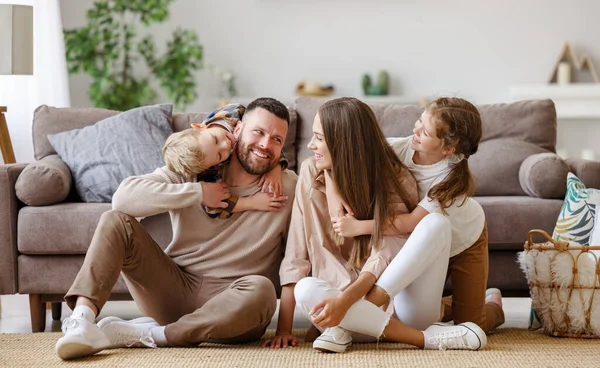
[426,97,483,214]
[319,97,416,268]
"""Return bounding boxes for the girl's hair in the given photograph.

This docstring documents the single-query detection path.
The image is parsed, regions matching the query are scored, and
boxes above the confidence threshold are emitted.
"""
[426,97,483,213]
[162,128,207,176]
[319,97,417,268]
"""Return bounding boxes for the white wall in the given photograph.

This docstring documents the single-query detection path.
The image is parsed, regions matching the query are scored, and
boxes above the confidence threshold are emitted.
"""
[59,0,600,110]
[6,0,600,162]
[0,0,34,164]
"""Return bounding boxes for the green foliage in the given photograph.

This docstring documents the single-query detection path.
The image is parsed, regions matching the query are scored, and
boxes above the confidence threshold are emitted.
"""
[64,0,203,111]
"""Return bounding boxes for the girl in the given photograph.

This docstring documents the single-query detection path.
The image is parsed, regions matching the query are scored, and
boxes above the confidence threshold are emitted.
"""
[263,97,487,353]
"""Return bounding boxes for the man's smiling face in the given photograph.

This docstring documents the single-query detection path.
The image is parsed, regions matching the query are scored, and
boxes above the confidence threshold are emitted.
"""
[234,107,288,175]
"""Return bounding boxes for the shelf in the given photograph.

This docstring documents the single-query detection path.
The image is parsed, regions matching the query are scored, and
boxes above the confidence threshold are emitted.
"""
[224,95,421,108]
[510,84,600,119]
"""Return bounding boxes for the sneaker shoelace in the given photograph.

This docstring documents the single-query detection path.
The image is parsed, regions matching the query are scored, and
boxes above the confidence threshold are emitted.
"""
[322,327,349,342]
[430,329,469,351]
[61,317,80,333]
[114,330,157,348]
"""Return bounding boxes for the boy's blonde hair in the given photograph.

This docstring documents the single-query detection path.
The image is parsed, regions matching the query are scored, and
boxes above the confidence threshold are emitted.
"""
[162,128,207,176]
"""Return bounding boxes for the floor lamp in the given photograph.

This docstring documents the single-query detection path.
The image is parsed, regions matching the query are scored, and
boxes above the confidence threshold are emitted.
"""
[0,4,33,164]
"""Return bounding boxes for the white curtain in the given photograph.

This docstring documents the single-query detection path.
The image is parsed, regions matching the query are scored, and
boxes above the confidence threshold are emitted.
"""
[0,0,70,162]
[34,0,70,108]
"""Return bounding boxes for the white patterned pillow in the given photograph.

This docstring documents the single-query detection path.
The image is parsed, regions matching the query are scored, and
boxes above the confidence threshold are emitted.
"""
[552,173,600,245]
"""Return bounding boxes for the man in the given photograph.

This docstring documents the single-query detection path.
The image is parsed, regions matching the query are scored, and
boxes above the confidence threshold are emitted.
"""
[55,98,298,360]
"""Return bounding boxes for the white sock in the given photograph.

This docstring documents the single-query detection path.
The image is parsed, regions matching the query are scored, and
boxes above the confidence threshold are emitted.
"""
[150,326,168,347]
[71,305,95,323]
[422,330,437,349]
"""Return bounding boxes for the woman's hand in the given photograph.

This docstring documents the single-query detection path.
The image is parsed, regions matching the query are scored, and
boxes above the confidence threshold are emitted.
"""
[309,295,352,329]
[261,332,298,348]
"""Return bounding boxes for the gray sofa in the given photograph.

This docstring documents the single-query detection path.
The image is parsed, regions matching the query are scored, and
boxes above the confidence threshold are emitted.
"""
[2,97,599,332]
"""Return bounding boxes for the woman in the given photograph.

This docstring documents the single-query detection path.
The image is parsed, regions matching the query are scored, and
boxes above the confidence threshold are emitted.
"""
[263,97,486,352]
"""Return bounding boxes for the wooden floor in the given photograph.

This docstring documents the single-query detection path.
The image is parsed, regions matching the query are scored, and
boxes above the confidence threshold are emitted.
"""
[0,295,531,333]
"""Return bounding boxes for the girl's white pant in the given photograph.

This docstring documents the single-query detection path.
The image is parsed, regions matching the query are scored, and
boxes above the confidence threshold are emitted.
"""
[294,213,452,338]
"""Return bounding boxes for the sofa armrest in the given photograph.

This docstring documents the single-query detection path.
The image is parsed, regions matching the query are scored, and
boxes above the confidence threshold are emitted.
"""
[0,163,28,294]
[564,158,600,189]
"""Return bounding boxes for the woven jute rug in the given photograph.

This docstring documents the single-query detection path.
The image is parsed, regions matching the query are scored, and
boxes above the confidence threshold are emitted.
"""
[1,328,599,367]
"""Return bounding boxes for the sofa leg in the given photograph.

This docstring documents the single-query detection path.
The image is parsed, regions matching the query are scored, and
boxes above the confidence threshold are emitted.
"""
[29,294,47,333]
[51,302,62,321]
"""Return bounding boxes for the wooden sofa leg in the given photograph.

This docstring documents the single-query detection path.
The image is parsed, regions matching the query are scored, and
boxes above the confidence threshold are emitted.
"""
[29,294,47,333]
[51,302,62,321]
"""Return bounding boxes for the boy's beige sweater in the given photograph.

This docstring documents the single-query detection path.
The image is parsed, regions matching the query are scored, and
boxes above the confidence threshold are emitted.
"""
[112,166,298,283]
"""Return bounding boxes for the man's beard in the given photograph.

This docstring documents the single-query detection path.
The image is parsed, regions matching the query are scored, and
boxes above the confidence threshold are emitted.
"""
[236,139,278,176]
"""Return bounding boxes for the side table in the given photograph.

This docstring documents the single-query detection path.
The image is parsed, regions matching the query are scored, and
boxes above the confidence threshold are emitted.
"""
[0,106,16,164]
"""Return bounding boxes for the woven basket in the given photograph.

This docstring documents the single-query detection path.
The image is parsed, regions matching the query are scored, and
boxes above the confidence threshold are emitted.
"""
[519,229,600,338]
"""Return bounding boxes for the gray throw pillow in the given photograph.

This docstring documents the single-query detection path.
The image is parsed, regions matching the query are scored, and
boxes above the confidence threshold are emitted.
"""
[48,104,173,203]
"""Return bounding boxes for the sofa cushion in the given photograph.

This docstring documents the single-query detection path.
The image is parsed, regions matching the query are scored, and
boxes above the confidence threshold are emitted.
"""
[552,173,600,245]
[475,196,563,251]
[15,155,72,206]
[18,203,172,254]
[470,139,549,196]
[519,153,569,199]
[48,104,173,203]
[18,255,130,294]
[33,105,121,160]
[477,99,556,151]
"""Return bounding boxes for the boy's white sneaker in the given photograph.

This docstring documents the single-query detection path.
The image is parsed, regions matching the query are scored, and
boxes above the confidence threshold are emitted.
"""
[55,316,110,360]
[423,322,487,351]
[99,319,158,349]
[312,326,352,353]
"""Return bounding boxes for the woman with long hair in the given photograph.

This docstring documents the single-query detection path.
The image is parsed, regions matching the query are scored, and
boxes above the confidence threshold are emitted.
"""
[263,97,486,352]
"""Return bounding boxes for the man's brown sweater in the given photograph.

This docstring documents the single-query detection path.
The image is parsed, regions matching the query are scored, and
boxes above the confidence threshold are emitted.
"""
[112,166,298,283]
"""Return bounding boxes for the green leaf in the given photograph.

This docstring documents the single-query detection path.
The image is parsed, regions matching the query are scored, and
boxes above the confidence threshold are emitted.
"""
[64,0,202,110]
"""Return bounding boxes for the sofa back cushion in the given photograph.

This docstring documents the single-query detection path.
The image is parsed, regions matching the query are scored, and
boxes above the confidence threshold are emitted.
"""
[34,105,299,171]
[294,97,557,196]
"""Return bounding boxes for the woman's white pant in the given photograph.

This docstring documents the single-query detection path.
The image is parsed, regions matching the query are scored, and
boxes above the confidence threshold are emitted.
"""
[294,213,452,337]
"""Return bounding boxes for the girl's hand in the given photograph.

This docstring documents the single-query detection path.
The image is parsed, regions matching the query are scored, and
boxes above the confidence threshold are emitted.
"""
[249,192,288,212]
[323,170,354,221]
[332,214,365,238]
[258,165,283,196]
[309,296,352,329]
[261,333,298,348]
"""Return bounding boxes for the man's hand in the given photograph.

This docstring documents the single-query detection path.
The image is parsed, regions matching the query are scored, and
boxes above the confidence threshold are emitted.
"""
[258,164,283,196]
[200,181,230,208]
[309,295,352,329]
[248,192,288,212]
[332,214,366,238]
[261,333,298,348]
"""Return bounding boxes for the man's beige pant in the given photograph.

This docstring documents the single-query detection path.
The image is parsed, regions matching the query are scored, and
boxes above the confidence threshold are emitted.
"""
[65,210,277,346]
[441,223,506,333]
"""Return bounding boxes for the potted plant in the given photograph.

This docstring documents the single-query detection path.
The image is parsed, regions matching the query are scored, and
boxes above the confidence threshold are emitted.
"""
[64,0,203,111]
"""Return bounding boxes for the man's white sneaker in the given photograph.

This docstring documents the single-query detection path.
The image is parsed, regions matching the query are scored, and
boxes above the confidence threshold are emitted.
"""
[423,322,487,351]
[99,319,158,349]
[97,316,159,329]
[312,327,352,353]
[55,316,110,360]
